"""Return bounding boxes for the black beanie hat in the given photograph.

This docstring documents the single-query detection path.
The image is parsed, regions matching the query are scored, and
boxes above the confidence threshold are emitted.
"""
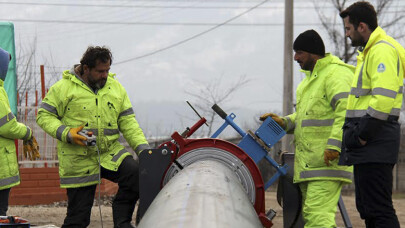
[293,29,325,56]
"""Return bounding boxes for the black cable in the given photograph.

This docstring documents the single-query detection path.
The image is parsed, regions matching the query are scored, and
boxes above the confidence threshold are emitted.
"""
[0,1,404,9]
[114,0,270,65]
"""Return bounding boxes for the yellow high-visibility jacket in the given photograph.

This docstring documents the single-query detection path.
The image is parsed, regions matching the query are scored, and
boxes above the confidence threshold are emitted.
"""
[0,79,32,190]
[37,68,149,188]
[340,27,405,165]
[283,54,354,183]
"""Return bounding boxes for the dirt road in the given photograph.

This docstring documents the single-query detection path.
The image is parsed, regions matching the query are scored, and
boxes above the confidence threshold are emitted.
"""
[8,192,405,227]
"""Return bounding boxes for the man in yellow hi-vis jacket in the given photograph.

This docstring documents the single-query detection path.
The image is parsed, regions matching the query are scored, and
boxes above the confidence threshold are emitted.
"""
[339,2,405,227]
[0,47,39,215]
[260,30,354,227]
[37,46,149,228]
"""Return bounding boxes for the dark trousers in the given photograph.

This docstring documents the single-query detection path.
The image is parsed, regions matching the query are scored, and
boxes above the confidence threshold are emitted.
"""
[354,163,400,228]
[62,156,139,228]
[0,188,11,216]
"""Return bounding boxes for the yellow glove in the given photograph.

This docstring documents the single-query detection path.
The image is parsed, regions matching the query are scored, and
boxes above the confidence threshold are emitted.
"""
[23,136,40,161]
[68,126,87,146]
[324,149,340,166]
[259,113,285,128]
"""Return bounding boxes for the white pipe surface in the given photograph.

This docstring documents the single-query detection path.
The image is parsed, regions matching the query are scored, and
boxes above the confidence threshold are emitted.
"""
[138,160,262,228]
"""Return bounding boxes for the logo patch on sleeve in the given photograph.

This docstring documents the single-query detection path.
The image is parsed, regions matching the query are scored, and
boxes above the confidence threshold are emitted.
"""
[377,63,386,73]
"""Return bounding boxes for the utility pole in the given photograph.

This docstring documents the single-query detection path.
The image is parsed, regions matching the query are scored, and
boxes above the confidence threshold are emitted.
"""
[282,0,294,153]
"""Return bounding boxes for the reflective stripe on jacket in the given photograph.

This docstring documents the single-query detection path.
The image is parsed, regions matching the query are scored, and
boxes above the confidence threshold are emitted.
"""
[0,80,31,190]
[340,27,405,165]
[346,27,405,121]
[283,54,354,183]
[36,69,149,188]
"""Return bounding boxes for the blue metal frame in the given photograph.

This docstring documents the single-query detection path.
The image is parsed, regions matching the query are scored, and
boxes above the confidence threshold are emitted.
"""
[211,112,289,190]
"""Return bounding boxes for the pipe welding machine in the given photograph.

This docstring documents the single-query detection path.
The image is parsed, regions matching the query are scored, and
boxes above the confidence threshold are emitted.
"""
[137,103,288,228]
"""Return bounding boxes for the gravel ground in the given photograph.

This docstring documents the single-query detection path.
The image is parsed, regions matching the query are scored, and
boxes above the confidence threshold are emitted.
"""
[8,192,405,227]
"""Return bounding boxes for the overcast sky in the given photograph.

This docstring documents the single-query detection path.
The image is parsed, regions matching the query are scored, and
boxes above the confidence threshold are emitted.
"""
[1,0,404,138]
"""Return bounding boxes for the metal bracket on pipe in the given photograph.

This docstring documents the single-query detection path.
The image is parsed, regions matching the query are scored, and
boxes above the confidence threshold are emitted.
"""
[211,104,288,190]
[138,147,172,220]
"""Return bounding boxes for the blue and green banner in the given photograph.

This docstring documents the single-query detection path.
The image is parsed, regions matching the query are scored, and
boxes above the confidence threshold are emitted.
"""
[0,21,17,116]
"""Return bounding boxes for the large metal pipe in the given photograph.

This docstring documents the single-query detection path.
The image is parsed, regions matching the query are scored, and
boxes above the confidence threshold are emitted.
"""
[138,160,263,228]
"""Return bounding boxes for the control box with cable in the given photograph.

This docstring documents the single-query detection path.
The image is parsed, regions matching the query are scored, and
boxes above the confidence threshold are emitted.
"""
[78,130,97,146]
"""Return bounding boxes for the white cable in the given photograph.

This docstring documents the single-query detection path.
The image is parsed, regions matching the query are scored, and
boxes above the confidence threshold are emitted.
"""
[95,145,104,228]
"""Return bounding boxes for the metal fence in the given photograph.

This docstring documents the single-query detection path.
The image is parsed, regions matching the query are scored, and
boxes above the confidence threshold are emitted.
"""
[16,106,58,168]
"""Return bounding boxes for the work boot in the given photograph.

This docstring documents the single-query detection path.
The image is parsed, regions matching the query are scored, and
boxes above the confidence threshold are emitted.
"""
[113,201,135,228]
[115,223,135,228]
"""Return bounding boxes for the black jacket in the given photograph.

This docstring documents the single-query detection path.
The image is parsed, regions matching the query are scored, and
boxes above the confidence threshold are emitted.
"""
[339,115,400,165]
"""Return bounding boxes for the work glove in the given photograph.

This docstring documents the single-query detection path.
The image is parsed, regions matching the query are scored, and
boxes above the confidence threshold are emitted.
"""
[324,149,339,166]
[23,135,40,161]
[259,113,285,129]
[67,126,87,146]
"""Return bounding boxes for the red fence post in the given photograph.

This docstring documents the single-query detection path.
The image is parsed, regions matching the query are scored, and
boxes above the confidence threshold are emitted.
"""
[40,65,47,166]
[35,90,38,116]
[25,91,28,121]
[40,65,45,99]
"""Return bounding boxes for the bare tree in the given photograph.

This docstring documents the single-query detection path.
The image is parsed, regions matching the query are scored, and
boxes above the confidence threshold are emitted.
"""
[185,75,250,137]
[16,37,39,107]
[16,37,63,108]
[314,0,405,63]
